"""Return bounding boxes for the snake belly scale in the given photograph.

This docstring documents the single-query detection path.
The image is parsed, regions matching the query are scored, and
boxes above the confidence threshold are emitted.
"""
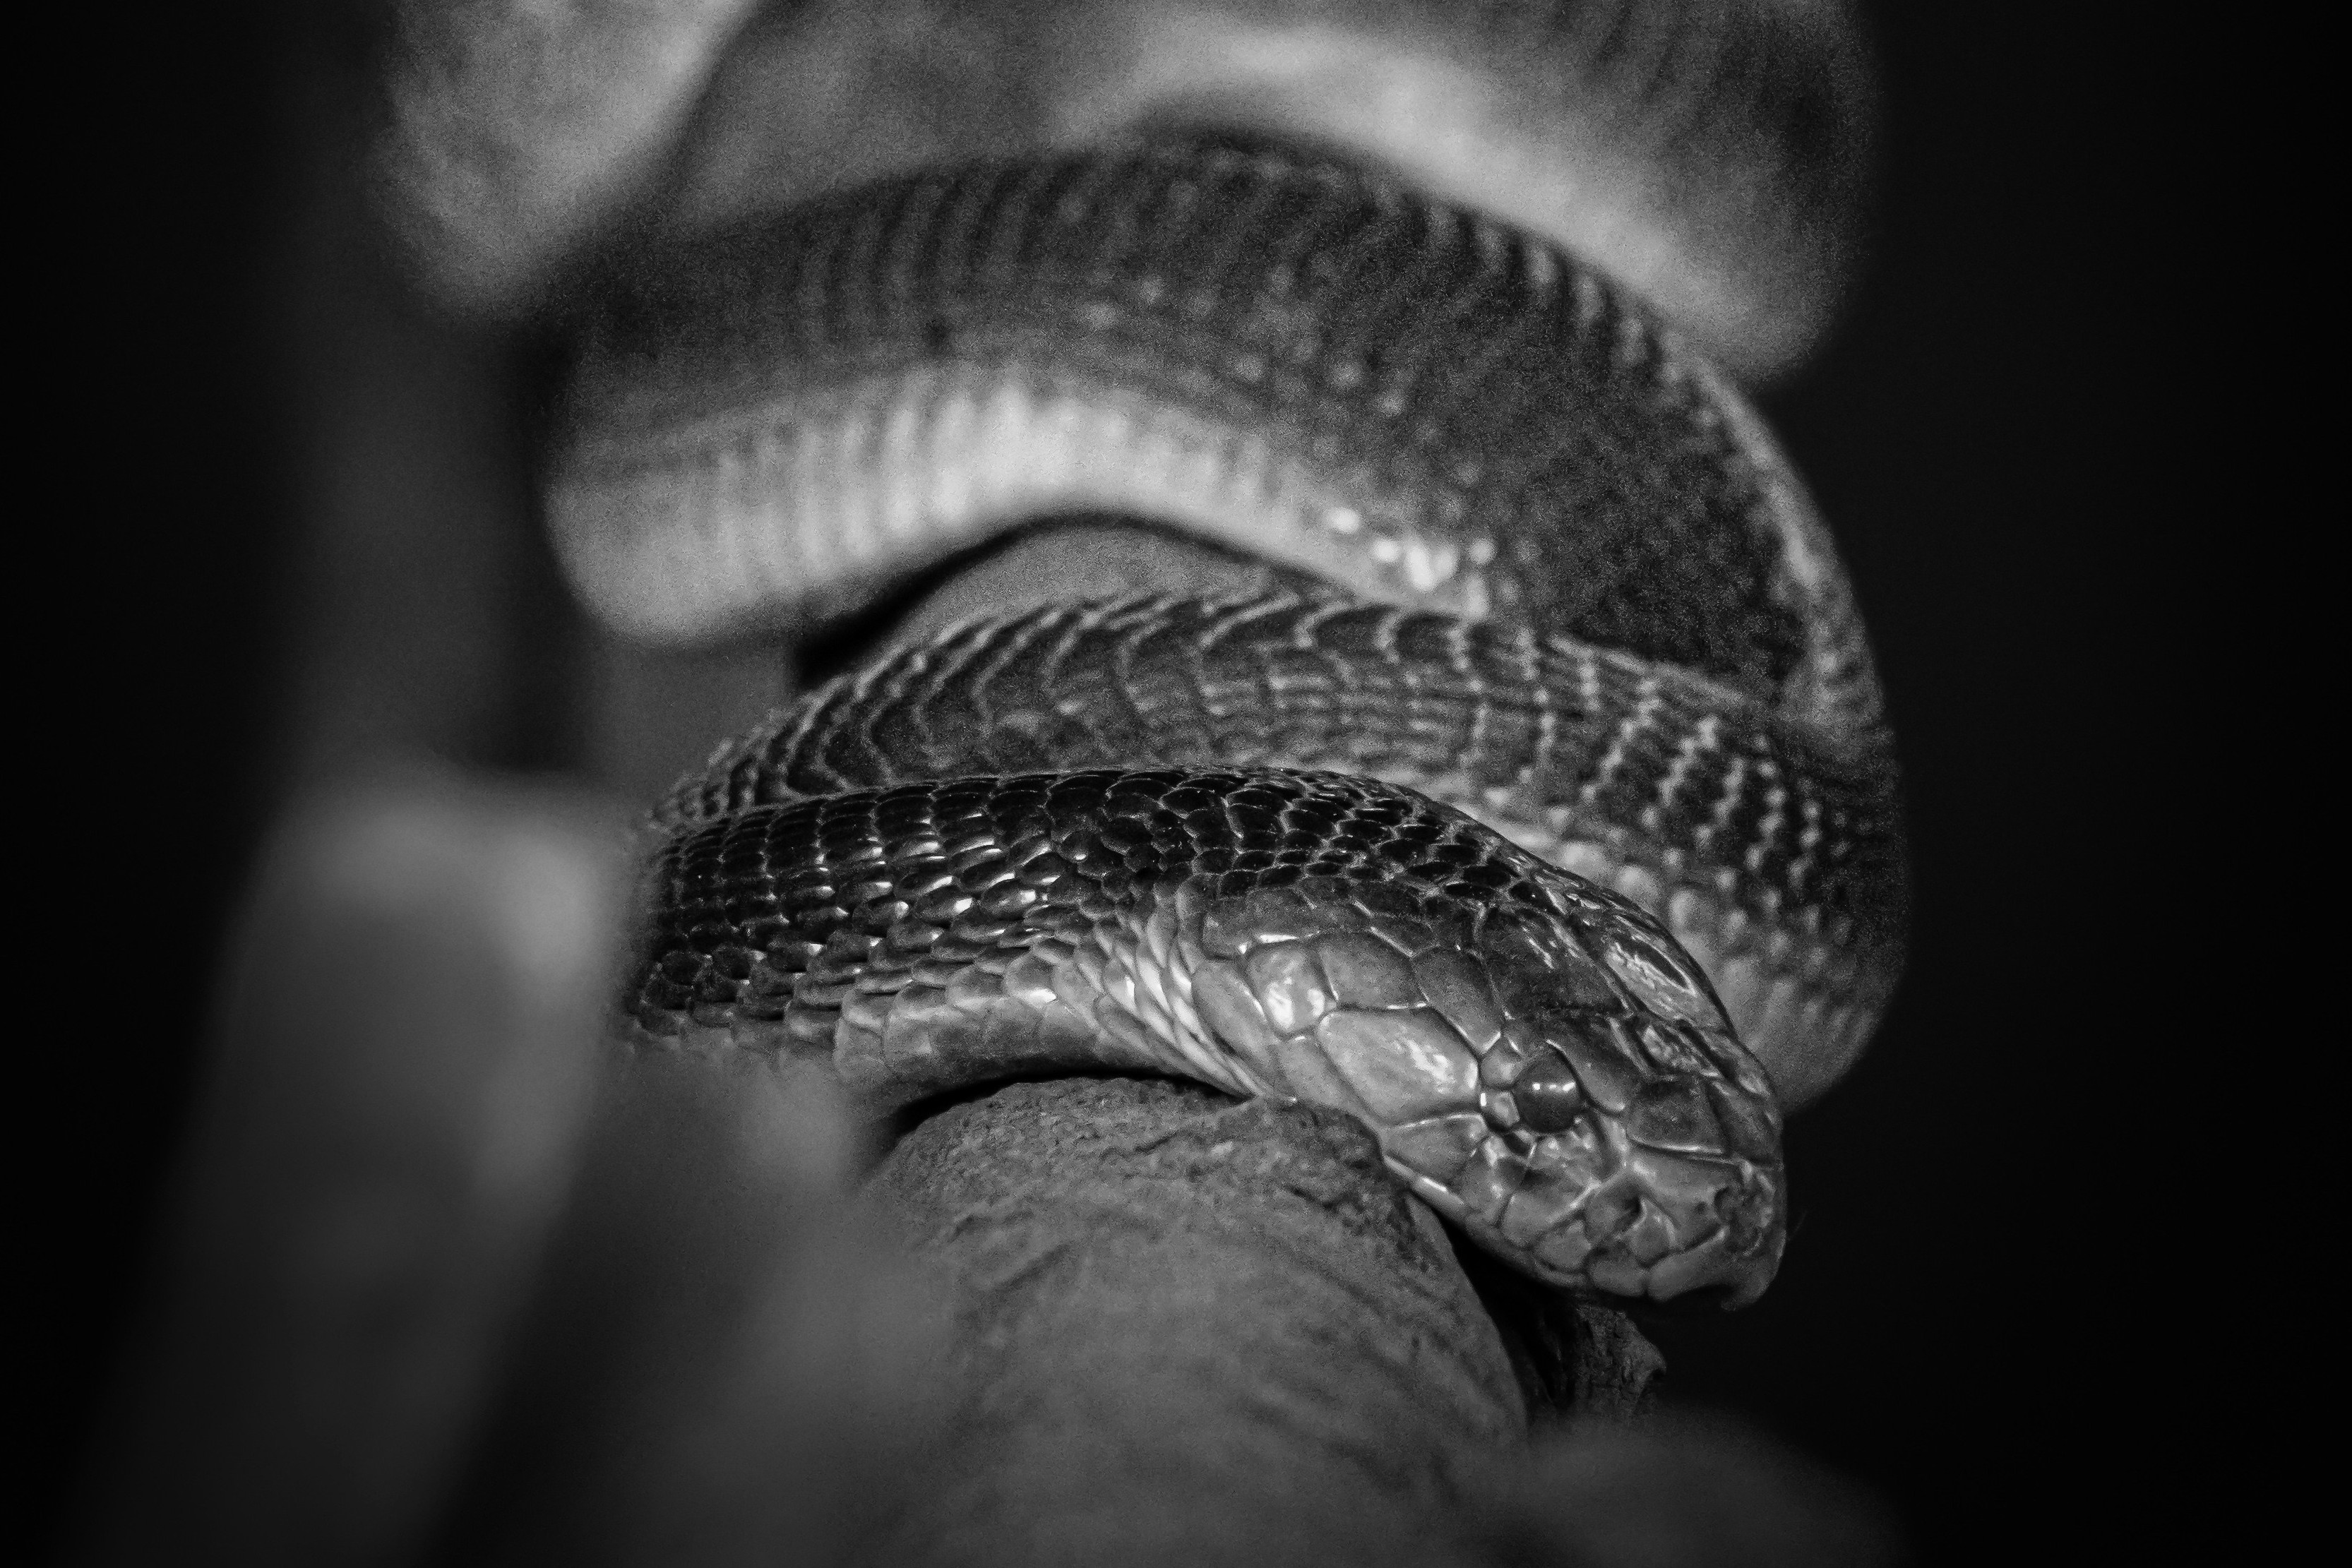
[572,15,1903,1308]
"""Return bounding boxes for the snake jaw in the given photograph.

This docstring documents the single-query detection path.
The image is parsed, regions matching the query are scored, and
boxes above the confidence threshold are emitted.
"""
[1385,1119,1784,1307]
[1377,1002,1786,1306]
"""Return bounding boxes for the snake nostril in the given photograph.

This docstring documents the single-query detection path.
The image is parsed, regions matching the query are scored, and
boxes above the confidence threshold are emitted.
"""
[1511,1053,1584,1134]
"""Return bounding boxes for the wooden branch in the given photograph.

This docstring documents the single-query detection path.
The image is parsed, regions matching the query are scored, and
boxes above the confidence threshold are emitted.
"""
[867,1075,1661,1566]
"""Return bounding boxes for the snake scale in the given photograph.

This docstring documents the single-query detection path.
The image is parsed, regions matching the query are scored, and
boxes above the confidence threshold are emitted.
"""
[556,1,1903,1308]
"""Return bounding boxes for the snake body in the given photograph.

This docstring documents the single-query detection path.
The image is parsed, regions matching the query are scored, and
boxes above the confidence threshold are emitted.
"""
[566,4,1901,1307]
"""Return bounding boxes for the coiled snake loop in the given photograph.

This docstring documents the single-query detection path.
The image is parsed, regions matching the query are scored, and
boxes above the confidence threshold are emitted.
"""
[563,2,1902,1308]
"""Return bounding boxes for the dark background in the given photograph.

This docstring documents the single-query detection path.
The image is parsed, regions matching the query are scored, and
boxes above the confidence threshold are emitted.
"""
[41,7,2154,1560]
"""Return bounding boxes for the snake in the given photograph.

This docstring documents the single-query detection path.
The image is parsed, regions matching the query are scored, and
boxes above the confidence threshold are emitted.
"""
[551,0,1903,1311]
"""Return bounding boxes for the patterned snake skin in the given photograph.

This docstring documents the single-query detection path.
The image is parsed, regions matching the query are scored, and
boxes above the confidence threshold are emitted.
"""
[560,3,1902,1307]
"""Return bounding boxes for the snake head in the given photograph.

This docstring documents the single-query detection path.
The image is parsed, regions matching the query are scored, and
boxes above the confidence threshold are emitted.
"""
[1513,1021,1781,1301]
[1188,871,1788,1306]
[1334,894,1790,1307]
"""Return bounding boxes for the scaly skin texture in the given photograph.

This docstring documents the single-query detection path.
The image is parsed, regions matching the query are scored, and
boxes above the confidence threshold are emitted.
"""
[552,145,1883,750]
[655,0,1876,378]
[593,145,1902,1309]
[661,593,1903,1108]
[629,767,1786,1305]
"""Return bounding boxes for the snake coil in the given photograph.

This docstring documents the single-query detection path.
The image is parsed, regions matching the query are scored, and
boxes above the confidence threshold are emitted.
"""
[561,0,1902,1308]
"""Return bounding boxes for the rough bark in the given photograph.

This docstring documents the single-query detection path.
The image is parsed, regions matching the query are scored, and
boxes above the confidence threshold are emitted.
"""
[866,1075,1657,1567]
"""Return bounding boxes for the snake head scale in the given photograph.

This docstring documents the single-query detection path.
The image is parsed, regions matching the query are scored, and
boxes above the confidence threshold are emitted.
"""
[1178,870,1789,1308]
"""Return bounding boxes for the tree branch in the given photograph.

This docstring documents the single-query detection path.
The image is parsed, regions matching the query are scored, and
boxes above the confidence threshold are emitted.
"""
[868,1075,1661,1567]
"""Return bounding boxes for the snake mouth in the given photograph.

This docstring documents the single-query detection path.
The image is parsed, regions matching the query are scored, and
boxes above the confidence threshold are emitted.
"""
[1387,1132,1784,1307]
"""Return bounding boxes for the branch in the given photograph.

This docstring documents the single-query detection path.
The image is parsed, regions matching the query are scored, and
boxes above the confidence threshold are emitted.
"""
[868,1075,1660,1566]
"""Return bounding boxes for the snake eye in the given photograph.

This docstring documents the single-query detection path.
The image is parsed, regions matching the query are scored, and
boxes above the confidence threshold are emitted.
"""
[1512,1053,1584,1135]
